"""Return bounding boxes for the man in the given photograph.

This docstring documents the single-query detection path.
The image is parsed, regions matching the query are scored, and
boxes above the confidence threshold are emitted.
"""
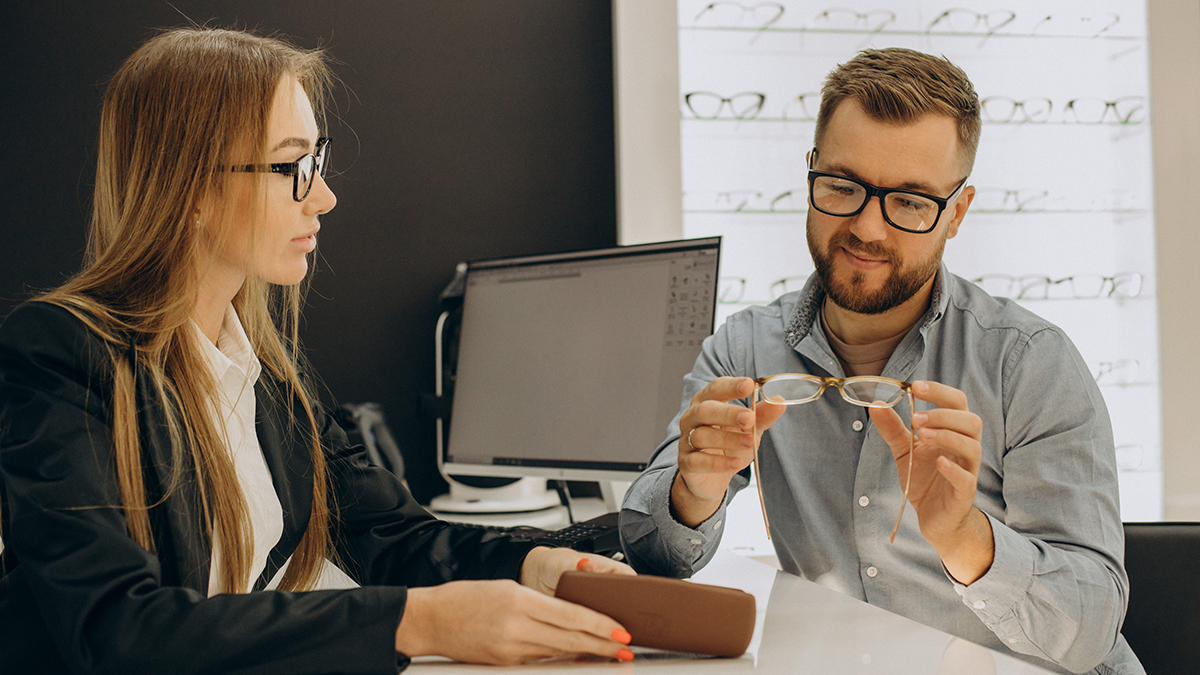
[620,48,1144,675]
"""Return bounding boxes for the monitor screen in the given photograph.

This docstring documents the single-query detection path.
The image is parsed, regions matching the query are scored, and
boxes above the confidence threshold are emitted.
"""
[444,237,721,482]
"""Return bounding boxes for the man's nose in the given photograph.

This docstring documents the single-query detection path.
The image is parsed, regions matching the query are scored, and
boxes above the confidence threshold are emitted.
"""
[848,195,890,243]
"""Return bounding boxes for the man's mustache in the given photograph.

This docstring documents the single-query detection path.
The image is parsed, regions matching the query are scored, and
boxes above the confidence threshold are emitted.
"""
[829,232,896,265]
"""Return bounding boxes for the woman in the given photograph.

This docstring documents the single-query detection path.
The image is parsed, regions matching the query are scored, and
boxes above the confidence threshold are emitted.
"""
[0,27,634,674]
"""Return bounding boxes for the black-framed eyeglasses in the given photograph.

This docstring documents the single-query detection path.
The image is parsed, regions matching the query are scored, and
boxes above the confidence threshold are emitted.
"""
[807,149,968,234]
[227,137,331,202]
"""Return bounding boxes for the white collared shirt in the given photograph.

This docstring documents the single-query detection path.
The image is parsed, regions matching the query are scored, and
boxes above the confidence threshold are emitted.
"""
[193,305,283,596]
[194,305,358,595]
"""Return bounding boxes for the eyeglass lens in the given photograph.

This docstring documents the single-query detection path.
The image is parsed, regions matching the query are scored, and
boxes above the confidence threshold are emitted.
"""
[811,175,940,232]
[295,140,330,201]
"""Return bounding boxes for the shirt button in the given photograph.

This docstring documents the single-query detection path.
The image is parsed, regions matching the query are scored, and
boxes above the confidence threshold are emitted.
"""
[866,566,878,578]
[858,495,870,507]
[1008,638,1019,644]
[712,519,723,530]
[852,420,864,432]
[689,539,703,545]
[973,600,986,610]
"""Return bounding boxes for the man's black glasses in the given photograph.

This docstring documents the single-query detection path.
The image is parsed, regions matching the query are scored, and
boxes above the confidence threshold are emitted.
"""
[807,149,968,234]
[227,137,331,202]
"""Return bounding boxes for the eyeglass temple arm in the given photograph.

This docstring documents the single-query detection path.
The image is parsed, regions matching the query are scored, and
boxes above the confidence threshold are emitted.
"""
[751,385,771,539]
[889,389,916,544]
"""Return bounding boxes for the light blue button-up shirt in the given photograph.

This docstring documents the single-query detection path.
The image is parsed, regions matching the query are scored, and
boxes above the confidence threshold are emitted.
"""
[620,265,1144,675]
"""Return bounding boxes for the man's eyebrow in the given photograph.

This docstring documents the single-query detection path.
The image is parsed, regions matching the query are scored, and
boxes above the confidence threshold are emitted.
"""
[270,137,312,153]
[821,162,942,195]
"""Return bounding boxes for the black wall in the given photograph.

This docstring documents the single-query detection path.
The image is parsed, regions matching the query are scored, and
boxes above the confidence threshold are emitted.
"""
[2,1,617,504]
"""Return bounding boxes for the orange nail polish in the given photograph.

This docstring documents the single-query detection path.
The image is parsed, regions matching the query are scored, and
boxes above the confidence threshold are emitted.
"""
[616,648,634,662]
[576,558,589,570]
[612,628,632,645]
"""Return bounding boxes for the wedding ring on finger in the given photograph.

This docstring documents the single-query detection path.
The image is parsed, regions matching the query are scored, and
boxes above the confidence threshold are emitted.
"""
[687,427,699,450]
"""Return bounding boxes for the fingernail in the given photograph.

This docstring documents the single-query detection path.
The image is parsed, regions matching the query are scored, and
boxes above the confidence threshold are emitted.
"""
[913,381,929,394]
[612,628,632,645]
[576,558,589,570]
[617,648,634,662]
[919,427,936,440]
[912,412,927,426]
[741,433,753,447]
[727,457,740,470]
[737,411,753,426]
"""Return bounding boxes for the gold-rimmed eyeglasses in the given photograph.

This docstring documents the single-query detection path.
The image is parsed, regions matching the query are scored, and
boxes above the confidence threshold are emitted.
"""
[751,374,916,544]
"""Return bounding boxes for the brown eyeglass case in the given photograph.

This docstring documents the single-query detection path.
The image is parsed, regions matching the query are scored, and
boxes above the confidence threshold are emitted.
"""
[554,571,756,658]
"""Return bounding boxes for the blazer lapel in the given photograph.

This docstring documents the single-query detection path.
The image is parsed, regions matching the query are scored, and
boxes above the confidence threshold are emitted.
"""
[251,378,314,591]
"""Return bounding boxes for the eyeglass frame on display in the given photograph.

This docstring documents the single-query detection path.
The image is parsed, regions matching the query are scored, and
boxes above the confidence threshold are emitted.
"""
[750,374,916,544]
[226,136,331,203]
[808,149,969,234]
[925,8,1016,36]
[781,92,821,121]
[1114,443,1146,472]
[692,1,786,30]
[970,187,1050,212]
[1063,97,1146,125]
[769,275,808,299]
[979,96,1053,124]
[683,91,768,120]
[1093,359,1139,386]
[971,272,1143,301]
[1030,13,1121,39]
[811,7,897,34]
[718,277,747,303]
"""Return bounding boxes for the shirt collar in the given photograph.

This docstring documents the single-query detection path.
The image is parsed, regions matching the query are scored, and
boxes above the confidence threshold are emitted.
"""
[783,262,952,350]
[192,304,262,385]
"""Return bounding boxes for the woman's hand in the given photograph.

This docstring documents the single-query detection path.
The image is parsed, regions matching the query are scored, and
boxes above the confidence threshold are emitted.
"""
[394,578,633,665]
[519,546,636,596]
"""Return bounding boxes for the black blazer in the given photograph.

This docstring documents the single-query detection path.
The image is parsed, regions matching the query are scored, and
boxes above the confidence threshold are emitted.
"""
[0,302,537,675]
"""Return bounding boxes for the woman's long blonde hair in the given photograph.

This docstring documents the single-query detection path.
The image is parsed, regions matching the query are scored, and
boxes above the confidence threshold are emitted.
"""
[39,27,335,594]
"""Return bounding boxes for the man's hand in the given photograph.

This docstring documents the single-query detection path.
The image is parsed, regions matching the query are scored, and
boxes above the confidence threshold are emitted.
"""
[395,579,634,665]
[672,377,787,527]
[869,380,995,584]
[519,546,635,596]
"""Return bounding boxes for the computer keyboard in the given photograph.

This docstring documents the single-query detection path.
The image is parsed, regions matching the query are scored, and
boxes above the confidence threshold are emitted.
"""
[529,511,622,556]
[469,512,623,557]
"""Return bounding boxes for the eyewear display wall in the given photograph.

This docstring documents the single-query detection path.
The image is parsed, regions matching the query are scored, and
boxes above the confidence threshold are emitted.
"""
[677,0,1161,527]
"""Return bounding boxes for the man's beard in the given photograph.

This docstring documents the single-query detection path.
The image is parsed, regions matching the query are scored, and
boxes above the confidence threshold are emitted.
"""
[807,227,944,315]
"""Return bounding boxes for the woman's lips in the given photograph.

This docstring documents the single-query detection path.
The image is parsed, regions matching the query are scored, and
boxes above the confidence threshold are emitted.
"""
[292,233,316,252]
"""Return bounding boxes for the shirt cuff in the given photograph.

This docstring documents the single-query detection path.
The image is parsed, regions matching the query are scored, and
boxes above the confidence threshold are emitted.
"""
[621,467,728,577]
[648,470,727,569]
[949,512,1037,647]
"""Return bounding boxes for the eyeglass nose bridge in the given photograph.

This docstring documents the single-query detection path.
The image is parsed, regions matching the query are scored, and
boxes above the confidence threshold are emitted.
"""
[829,376,912,408]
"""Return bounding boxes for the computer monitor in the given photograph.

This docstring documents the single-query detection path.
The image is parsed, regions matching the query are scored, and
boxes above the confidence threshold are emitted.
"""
[443,237,721,486]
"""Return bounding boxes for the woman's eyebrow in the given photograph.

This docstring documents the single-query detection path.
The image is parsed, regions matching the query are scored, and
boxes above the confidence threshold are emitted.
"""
[269,136,312,153]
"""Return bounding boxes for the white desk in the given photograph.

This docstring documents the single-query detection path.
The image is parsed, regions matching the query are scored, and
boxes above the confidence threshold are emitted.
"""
[409,551,1057,675]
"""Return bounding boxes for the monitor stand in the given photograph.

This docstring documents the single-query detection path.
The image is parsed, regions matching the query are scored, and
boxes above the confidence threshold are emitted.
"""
[429,476,561,514]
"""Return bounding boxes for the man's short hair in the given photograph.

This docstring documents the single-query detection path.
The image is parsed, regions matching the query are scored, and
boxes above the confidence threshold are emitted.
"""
[814,48,982,176]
